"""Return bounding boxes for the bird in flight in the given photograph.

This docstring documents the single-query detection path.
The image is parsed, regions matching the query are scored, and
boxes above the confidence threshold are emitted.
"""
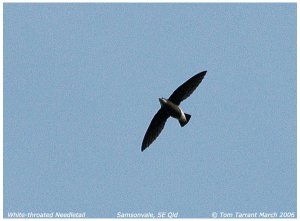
[141,71,207,152]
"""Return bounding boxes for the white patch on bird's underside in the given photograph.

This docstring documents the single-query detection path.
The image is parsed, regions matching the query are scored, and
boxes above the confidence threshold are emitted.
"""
[179,108,186,122]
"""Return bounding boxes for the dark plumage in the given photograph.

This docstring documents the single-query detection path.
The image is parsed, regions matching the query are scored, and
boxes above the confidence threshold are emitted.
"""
[141,71,207,152]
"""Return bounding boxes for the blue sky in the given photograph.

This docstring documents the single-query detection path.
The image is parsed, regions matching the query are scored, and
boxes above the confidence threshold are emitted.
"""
[4,3,296,218]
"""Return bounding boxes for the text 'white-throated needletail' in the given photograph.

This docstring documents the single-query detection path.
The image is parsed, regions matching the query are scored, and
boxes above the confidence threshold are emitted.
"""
[141,71,207,152]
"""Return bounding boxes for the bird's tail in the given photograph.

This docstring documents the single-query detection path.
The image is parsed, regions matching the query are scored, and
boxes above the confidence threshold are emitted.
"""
[179,113,191,127]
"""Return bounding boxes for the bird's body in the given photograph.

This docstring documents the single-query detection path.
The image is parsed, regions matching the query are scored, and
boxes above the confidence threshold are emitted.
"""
[159,98,190,126]
[141,71,207,151]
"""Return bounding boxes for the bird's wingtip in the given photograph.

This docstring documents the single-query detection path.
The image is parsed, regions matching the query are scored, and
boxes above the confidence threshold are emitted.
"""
[195,70,207,78]
[200,70,207,75]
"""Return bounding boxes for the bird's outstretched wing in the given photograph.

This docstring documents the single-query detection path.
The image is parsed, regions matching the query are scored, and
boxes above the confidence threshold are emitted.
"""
[141,108,169,151]
[168,71,207,105]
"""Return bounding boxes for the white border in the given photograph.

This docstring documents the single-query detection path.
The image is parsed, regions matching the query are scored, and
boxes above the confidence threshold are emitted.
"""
[1,1,297,221]
[1,0,299,3]
[1,1,4,220]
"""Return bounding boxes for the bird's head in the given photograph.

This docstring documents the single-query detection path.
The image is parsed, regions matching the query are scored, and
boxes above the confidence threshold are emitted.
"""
[159,98,167,106]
